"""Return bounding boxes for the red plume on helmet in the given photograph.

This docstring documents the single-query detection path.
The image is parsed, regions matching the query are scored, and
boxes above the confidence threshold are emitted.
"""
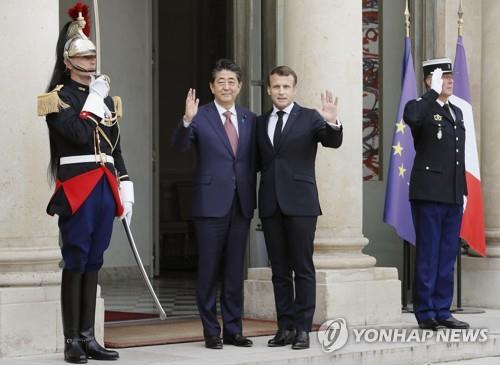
[67,2,91,37]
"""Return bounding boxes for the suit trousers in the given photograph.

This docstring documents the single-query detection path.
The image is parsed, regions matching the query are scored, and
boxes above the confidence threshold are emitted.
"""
[411,200,463,323]
[194,195,251,337]
[261,208,317,332]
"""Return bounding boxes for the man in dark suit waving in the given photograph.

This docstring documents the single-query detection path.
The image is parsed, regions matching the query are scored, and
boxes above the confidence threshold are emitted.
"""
[257,66,343,350]
[172,59,256,349]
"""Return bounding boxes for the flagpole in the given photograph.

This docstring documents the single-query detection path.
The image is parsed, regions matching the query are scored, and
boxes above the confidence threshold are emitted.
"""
[453,0,465,314]
[457,239,463,308]
[383,0,417,313]
[404,0,410,38]
[450,0,484,315]
[401,0,414,314]
[457,0,463,37]
[402,241,413,313]
[452,240,483,314]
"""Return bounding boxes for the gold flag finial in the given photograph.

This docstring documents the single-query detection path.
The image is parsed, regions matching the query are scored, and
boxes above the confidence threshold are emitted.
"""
[404,0,410,37]
[458,0,464,36]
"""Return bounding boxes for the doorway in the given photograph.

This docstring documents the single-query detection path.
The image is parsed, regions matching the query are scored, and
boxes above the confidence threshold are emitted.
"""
[154,0,234,313]
[99,0,274,323]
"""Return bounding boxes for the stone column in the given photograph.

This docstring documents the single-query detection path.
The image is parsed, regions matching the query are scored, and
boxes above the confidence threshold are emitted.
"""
[0,1,102,357]
[245,0,401,326]
[480,0,500,260]
[461,0,500,308]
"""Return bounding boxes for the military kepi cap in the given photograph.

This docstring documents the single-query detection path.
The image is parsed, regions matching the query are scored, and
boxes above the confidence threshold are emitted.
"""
[422,58,453,77]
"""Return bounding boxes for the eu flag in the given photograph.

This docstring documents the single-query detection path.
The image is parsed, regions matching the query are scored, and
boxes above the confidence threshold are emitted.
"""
[383,36,417,244]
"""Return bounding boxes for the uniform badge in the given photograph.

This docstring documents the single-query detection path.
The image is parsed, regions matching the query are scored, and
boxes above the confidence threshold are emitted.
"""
[436,122,443,140]
[434,114,442,121]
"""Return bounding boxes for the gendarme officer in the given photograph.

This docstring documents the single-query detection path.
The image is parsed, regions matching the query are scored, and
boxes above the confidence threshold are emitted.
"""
[404,57,469,331]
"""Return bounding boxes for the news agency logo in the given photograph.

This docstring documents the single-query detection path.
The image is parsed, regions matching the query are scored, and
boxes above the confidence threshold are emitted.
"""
[317,318,349,353]
[317,318,489,353]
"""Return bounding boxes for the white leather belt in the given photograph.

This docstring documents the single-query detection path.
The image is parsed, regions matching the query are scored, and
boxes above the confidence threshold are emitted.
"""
[60,154,114,165]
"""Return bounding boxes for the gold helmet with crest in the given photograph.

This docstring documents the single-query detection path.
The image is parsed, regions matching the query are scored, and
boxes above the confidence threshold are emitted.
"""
[63,3,96,62]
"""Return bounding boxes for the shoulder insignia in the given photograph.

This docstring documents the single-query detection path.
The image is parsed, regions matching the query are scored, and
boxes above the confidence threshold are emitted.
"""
[416,97,422,101]
[112,96,123,119]
[37,85,70,116]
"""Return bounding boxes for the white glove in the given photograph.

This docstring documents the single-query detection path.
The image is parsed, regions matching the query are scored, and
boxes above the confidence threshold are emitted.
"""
[119,180,134,225]
[431,68,443,94]
[81,75,110,119]
[89,75,110,98]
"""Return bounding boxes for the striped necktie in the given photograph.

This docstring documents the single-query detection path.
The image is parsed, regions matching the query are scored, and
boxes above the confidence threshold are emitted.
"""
[223,111,238,155]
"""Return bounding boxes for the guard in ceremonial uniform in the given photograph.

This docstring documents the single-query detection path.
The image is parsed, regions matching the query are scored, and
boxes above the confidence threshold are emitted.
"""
[404,58,469,331]
[37,3,133,363]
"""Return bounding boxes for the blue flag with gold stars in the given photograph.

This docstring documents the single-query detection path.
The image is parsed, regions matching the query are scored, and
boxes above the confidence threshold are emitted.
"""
[383,36,417,244]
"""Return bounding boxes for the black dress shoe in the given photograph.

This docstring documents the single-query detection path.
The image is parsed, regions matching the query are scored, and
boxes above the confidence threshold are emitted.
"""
[292,331,310,350]
[437,316,470,329]
[268,329,296,347]
[223,334,253,347]
[418,318,442,331]
[205,336,223,349]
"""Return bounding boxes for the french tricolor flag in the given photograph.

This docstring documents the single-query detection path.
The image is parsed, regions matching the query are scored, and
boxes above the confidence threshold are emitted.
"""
[449,35,486,256]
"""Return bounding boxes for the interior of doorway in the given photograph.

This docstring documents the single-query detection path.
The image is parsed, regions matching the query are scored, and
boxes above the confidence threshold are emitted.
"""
[155,0,233,313]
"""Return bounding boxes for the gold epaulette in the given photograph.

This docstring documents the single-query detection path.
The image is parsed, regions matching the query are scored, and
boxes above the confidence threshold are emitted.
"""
[37,85,70,116]
[112,96,123,119]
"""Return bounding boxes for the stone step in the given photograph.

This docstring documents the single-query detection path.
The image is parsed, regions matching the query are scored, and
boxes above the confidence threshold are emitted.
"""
[3,311,500,365]
[431,357,500,365]
[1,330,499,365]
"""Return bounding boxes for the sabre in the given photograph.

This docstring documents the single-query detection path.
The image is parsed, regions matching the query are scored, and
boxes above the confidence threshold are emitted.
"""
[122,218,167,320]
[92,0,101,75]
[91,0,165,319]
[92,0,109,85]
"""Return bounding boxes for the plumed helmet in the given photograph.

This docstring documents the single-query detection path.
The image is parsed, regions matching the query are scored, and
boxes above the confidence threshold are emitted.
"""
[63,3,96,60]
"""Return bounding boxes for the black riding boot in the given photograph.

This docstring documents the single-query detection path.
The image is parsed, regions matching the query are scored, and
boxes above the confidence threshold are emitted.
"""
[80,271,119,361]
[61,269,87,364]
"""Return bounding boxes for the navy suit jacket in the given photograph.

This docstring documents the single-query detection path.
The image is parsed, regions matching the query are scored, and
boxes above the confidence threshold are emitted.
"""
[172,101,257,219]
[257,103,343,218]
